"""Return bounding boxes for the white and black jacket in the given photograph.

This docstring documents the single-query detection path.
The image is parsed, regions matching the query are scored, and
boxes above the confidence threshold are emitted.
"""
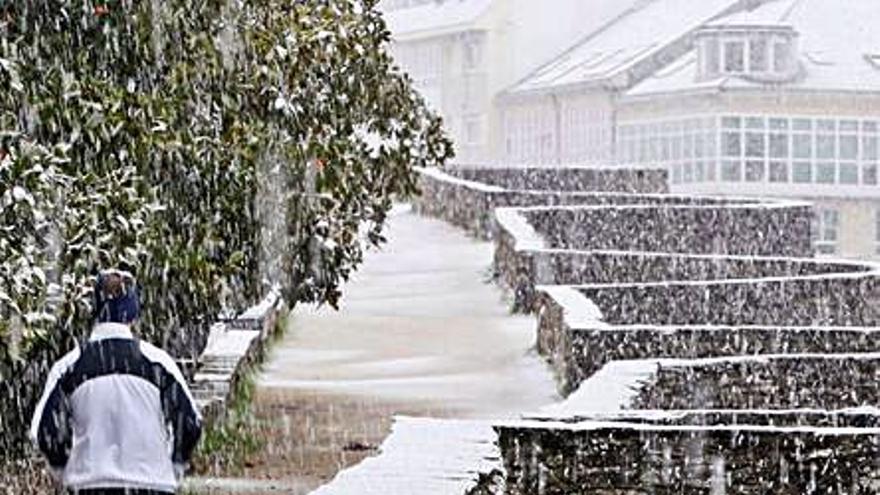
[30,323,202,493]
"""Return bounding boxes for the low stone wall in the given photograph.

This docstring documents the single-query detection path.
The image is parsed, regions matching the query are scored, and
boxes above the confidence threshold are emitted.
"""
[575,274,880,327]
[633,354,880,411]
[413,166,697,240]
[535,273,880,393]
[495,417,880,494]
[447,164,669,193]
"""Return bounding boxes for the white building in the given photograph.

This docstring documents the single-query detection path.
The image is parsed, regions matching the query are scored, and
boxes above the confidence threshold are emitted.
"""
[498,0,880,259]
[380,0,643,163]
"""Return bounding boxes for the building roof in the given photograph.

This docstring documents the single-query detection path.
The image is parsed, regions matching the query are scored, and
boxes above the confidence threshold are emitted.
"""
[506,0,742,95]
[626,0,880,98]
[381,0,493,39]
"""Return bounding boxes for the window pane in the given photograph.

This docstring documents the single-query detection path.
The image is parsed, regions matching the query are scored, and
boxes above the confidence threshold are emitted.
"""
[746,132,766,157]
[683,135,694,158]
[816,162,836,184]
[840,163,859,184]
[817,119,836,132]
[724,42,745,72]
[706,160,717,181]
[769,118,789,131]
[750,38,768,72]
[694,134,705,158]
[793,134,812,159]
[672,164,682,184]
[793,119,813,131]
[722,160,742,181]
[705,132,717,156]
[746,117,765,129]
[863,136,878,160]
[722,116,742,129]
[793,162,812,183]
[694,161,705,182]
[864,164,878,185]
[722,131,742,157]
[769,161,789,182]
[683,162,694,182]
[706,38,720,74]
[769,134,789,158]
[774,42,791,72]
[840,120,859,132]
[863,121,878,133]
[816,135,835,159]
[745,161,765,182]
[840,135,858,160]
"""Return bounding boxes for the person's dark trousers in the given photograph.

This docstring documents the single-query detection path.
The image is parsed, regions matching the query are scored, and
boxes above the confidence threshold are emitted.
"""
[69,489,174,495]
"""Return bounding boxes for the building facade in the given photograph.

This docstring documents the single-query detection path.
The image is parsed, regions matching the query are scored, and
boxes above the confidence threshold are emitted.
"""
[498,0,880,259]
[380,0,642,163]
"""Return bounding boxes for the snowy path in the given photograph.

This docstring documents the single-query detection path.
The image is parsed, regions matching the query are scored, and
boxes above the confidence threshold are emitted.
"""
[259,204,558,416]
[231,205,558,494]
[309,417,498,495]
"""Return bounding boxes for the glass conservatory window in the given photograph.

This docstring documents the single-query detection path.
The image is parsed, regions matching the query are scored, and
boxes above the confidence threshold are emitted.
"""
[769,161,789,182]
[745,161,765,182]
[815,162,836,184]
[840,163,859,184]
[793,162,812,183]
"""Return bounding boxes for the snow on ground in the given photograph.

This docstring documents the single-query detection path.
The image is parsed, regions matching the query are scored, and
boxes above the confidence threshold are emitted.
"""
[309,417,497,495]
[259,205,559,417]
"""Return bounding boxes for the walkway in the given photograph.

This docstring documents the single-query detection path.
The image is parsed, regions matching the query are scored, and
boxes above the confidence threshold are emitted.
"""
[224,205,558,493]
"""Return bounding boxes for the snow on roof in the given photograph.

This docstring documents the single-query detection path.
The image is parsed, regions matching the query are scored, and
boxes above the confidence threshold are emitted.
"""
[507,0,740,95]
[381,0,493,39]
[627,0,880,97]
[703,0,798,29]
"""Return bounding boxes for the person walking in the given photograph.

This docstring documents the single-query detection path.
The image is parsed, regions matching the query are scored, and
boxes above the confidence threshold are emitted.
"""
[30,269,202,495]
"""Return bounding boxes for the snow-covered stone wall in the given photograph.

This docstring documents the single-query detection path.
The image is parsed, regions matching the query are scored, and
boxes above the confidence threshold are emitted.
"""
[413,166,676,240]
[416,164,880,494]
[494,203,814,311]
[446,164,668,193]
[496,414,880,494]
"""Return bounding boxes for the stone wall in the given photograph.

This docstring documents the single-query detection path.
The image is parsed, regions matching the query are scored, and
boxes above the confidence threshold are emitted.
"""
[633,355,880,411]
[575,275,880,326]
[447,164,669,193]
[537,292,880,394]
[492,202,814,311]
[414,166,696,240]
[496,419,880,494]
[415,164,880,494]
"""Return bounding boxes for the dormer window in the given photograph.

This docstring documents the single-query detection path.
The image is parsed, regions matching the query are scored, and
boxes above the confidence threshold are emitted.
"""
[697,25,798,82]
